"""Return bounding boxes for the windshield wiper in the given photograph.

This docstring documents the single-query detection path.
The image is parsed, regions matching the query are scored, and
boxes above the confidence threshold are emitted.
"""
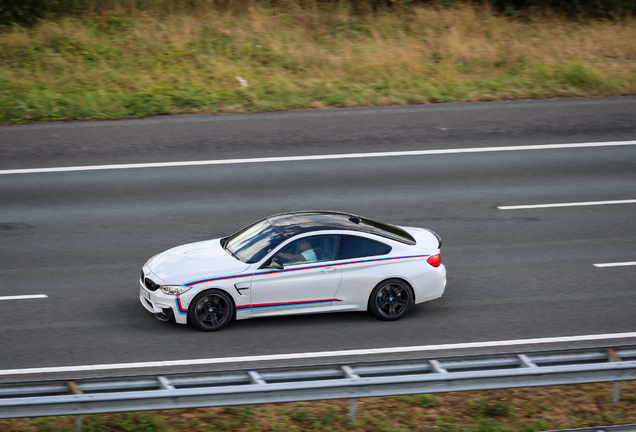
[224,245,242,261]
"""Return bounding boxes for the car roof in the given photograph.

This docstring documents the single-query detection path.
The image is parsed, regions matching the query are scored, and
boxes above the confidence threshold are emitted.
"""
[265,211,416,245]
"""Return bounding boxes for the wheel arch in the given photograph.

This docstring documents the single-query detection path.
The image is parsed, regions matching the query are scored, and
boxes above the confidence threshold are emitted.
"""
[187,287,238,321]
[367,277,416,307]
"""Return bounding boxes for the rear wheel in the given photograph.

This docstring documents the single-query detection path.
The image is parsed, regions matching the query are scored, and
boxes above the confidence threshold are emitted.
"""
[189,289,234,331]
[368,279,412,321]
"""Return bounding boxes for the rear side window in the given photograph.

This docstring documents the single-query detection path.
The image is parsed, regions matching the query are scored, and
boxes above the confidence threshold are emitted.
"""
[362,218,416,245]
[336,235,391,260]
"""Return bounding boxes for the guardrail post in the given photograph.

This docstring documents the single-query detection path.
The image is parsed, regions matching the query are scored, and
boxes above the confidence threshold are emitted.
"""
[157,376,176,390]
[429,359,449,374]
[342,366,360,421]
[349,398,357,421]
[613,382,621,403]
[518,354,538,368]
[247,371,267,385]
[608,349,622,403]
[66,381,83,432]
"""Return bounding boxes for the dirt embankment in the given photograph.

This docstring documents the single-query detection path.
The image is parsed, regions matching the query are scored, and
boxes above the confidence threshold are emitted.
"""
[1,4,635,123]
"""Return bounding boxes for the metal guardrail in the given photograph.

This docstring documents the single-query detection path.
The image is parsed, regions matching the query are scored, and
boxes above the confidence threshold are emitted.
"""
[0,345,635,421]
[544,425,636,432]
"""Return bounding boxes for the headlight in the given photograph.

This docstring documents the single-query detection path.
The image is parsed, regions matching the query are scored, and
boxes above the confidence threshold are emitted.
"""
[160,285,191,295]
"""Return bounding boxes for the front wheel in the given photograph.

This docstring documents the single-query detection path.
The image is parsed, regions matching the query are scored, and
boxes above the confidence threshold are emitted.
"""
[368,279,412,321]
[189,289,234,331]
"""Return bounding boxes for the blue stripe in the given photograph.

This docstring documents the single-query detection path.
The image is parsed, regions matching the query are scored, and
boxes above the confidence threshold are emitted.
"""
[252,300,334,310]
[175,298,187,315]
[186,254,428,287]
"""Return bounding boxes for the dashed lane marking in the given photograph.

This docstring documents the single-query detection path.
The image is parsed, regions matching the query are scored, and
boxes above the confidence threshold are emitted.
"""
[498,199,636,210]
[0,295,48,301]
[594,261,636,268]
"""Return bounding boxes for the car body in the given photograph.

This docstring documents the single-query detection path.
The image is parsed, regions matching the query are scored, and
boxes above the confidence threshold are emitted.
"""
[139,211,446,331]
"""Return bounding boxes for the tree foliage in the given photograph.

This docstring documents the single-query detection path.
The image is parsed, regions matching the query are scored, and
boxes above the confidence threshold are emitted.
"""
[1,0,635,27]
[0,0,52,27]
[488,0,636,18]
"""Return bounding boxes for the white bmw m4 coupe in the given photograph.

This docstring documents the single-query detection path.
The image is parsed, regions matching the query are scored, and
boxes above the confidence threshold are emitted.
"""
[140,211,446,331]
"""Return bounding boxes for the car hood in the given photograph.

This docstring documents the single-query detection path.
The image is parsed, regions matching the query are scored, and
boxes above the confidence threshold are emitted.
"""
[146,239,251,285]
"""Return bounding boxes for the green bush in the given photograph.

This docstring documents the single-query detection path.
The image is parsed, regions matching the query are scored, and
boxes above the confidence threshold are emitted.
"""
[557,63,603,88]
[478,400,511,417]
[418,394,436,407]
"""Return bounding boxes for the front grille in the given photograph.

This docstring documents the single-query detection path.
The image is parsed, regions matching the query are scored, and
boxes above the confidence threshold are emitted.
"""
[144,277,160,292]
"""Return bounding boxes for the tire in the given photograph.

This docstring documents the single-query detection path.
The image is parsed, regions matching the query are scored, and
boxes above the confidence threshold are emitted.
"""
[188,289,234,332]
[368,279,412,321]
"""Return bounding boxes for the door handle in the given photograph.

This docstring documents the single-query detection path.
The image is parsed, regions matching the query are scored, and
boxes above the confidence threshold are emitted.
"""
[321,267,336,273]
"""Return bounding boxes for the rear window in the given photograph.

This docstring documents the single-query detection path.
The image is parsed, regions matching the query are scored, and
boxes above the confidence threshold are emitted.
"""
[336,235,391,260]
[361,218,416,245]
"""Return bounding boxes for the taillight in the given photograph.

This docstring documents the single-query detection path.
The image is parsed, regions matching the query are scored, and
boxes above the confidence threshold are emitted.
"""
[427,254,441,267]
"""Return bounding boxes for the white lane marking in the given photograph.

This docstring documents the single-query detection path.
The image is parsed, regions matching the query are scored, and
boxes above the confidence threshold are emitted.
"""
[498,199,636,210]
[0,295,48,301]
[594,261,636,268]
[1,331,636,376]
[2,140,636,175]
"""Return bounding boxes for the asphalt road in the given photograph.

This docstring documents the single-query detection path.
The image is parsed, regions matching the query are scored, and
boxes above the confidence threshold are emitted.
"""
[1,97,635,380]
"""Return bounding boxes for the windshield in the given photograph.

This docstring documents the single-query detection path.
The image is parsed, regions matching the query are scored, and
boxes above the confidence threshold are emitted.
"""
[224,219,286,263]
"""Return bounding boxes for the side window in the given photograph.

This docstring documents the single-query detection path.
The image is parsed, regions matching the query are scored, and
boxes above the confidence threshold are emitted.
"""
[336,235,391,260]
[276,235,339,265]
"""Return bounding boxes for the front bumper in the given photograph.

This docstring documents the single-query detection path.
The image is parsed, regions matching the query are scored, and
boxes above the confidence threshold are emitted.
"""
[139,279,188,324]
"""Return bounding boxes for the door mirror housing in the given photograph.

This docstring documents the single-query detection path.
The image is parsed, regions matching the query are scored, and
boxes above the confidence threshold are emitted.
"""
[267,256,284,270]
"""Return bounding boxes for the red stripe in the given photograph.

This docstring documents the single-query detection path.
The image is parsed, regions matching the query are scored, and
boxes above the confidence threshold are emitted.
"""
[256,255,428,277]
[188,273,249,287]
[176,295,187,313]
[188,255,428,287]
[237,299,341,310]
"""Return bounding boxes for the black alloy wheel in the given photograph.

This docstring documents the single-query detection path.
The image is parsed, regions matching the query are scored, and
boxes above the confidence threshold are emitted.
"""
[189,289,234,331]
[369,279,412,321]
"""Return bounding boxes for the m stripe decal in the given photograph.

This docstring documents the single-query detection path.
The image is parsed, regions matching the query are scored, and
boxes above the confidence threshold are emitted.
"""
[175,296,188,315]
[187,273,250,287]
[237,299,343,310]
[185,254,429,287]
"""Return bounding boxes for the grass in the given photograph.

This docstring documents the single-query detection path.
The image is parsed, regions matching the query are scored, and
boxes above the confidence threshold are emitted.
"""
[0,3,635,123]
[1,381,636,431]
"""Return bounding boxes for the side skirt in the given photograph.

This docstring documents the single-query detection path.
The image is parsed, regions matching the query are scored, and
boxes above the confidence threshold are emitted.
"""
[235,303,362,320]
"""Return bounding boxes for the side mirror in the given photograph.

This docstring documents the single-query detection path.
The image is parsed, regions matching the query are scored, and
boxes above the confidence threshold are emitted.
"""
[268,256,284,270]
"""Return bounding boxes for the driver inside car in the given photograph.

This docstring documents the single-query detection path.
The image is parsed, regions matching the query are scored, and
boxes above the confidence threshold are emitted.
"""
[277,239,317,263]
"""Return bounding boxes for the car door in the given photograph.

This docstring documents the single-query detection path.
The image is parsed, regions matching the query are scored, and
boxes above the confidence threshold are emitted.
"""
[248,235,342,315]
[332,235,393,305]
